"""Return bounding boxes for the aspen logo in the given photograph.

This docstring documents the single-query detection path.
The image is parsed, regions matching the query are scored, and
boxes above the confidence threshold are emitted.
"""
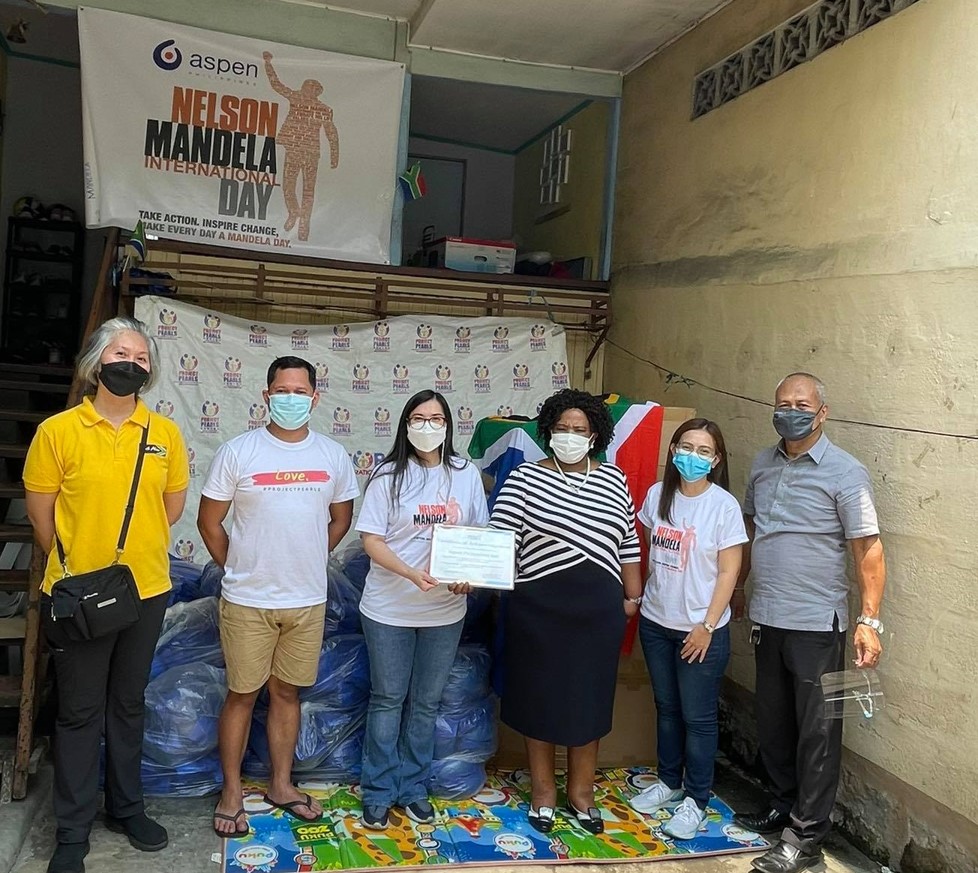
[492,325,510,352]
[152,39,183,71]
[512,362,531,391]
[373,320,390,352]
[332,407,352,436]
[155,399,175,418]
[457,405,474,435]
[530,323,548,352]
[248,324,268,347]
[496,404,514,417]
[454,325,471,353]
[247,403,267,430]
[232,844,278,873]
[392,363,410,394]
[178,353,199,386]
[352,363,370,394]
[203,312,222,343]
[374,406,392,437]
[157,307,178,339]
[223,356,243,389]
[314,362,329,392]
[551,360,569,389]
[415,323,433,352]
[473,363,491,394]
[174,539,195,561]
[187,446,197,478]
[353,449,385,478]
[200,400,220,433]
[291,328,310,350]
[434,363,453,393]
[331,324,351,351]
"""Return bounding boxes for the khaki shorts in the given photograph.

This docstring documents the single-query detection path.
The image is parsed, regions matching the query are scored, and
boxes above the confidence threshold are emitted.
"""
[219,599,325,694]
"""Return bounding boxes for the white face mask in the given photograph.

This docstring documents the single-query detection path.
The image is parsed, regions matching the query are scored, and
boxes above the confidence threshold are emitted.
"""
[407,422,447,454]
[550,432,592,464]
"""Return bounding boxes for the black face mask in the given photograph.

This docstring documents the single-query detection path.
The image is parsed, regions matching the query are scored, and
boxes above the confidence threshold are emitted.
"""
[98,361,150,397]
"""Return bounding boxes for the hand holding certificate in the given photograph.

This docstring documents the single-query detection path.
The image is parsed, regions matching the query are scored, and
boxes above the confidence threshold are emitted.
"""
[428,524,516,590]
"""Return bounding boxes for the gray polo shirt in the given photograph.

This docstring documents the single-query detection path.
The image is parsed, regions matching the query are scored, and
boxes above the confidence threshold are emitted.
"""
[744,433,879,631]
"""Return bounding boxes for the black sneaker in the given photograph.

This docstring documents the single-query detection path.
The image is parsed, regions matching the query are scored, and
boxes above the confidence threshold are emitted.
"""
[361,805,390,830]
[47,841,89,873]
[404,799,435,824]
[104,812,168,851]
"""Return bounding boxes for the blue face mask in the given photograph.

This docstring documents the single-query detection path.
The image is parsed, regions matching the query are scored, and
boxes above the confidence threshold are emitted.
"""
[672,452,714,483]
[268,393,313,430]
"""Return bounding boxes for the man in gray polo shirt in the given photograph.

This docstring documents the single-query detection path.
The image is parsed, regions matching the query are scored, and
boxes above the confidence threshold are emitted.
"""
[733,373,885,873]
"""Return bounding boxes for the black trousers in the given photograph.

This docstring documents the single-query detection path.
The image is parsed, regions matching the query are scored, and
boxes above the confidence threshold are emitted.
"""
[42,592,168,845]
[754,620,845,853]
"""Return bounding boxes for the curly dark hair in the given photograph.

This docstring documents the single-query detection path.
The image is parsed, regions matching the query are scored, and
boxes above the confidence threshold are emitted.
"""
[536,389,614,456]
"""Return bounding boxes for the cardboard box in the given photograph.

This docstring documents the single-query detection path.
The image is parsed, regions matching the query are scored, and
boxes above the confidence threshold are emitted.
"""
[427,237,516,274]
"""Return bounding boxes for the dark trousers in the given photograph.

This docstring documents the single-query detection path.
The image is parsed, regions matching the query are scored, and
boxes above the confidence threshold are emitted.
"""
[755,621,846,853]
[42,592,168,844]
[639,617,730,809]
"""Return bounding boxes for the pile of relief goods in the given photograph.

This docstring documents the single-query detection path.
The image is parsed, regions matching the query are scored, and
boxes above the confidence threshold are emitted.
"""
[139,547,496,798]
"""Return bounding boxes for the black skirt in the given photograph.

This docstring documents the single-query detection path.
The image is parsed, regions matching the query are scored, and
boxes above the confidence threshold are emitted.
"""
[500,561,626,747]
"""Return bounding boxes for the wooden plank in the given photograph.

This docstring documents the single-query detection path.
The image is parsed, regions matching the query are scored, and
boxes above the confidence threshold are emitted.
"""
[0,445,28,459]
[0,409,49,424]
[0,524,32,542]
[0,484,26,500]
[13,548,44,799]
[0,362,73,378]
[0,379,70,394]
[0,569,30,591]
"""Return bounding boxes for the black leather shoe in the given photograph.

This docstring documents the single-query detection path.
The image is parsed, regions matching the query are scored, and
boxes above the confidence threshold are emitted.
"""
[105,812,168,851]
[733,807,791,834]
[47,841,89,873]
[751,839,823,873]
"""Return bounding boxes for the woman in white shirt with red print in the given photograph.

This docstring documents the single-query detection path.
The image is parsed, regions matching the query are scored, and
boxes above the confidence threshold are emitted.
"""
[629,419,748,841]
[355,390,489,831]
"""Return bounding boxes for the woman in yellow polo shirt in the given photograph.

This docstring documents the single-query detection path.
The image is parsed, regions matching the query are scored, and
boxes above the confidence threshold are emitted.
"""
[23,316,189,873]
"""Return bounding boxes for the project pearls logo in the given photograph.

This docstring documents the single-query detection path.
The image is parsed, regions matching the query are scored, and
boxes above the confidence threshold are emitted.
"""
[496,404,514,417]
[373,320,391,352]
[551,360,569,389]
[374,407,392,437]
[352,363,371,394]
[473,363,491,394]
[223,356,243,389]
[332,407,352,436]
[415,323,433,352]
[152,39,183,71]
[456,405,474,436]
[434,363,453,393]
[200,400,220,433]
[392,363,410,394]
[177,353,199,386]
[352,450,385,478]
[291,328,310,350]
[331,324,351,351]
[512,362,531,391]
[203,312,222,344]
[157,307,178,339]
[174,539,195,561]
[247,403,268,430]
[314,362,329,392]
[248,324,268,347]
[187,446,197,478]
[530,323,548,352]
[492,325,510,353]
[454,325,471,353]
[155,399,175,418]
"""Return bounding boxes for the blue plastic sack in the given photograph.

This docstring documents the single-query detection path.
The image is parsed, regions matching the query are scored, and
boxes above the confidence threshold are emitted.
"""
[167,556,204,605]
[151,598,224,680]
[427,758,487,800]
[199,561,225,599]
[342,548,370,592]
[247,702,366,775]
[325,556,365,636]
[433,695,496,763]
[301,635,369,708]
[141,751,222,797]
[143,663,227,768]
[460,588,494,645]
[440,645,491,712]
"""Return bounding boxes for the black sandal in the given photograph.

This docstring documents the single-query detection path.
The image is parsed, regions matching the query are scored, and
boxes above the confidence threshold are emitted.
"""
[567,802,604,834]
[527,805,556,834]
[212,807,250,838]
[262,792,322,822]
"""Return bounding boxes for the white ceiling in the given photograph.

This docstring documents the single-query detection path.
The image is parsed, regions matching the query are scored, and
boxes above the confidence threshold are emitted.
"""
[298,0,729,73]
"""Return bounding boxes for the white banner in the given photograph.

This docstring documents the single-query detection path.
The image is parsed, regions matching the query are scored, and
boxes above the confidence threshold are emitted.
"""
[134,297,569,562]
[79,9,405,264]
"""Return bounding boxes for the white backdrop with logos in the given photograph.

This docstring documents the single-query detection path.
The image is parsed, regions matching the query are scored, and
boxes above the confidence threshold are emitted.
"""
[79,8,405,264]
[134,297,569,562]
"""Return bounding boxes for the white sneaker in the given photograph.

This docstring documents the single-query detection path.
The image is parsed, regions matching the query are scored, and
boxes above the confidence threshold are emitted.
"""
[629,781,683,814]
[662,796,707,840]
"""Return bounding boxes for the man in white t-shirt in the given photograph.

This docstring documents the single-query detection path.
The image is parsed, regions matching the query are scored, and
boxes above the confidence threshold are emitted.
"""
[197,356,359,837]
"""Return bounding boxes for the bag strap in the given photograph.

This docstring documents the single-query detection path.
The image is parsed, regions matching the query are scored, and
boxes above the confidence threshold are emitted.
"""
[56,423,150,575]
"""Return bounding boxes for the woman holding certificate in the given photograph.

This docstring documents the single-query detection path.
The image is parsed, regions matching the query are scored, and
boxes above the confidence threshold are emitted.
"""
[355,390,489,831]
[489,389,644,835]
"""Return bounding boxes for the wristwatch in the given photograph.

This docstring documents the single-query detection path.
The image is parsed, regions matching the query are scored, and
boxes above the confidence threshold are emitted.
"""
[625,596,643,605]
[702,621,716,634]
[856,615,884,634]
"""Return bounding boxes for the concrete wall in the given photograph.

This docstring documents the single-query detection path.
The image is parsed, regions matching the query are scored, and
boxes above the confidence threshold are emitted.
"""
[512,101,609,275]
[606,0,978,867]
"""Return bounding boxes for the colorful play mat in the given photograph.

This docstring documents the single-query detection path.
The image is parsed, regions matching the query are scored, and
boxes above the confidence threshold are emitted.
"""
[223,767,770,872]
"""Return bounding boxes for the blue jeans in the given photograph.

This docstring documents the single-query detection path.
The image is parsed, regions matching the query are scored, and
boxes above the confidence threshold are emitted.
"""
[639,617,731,809]
[360,615,463,808]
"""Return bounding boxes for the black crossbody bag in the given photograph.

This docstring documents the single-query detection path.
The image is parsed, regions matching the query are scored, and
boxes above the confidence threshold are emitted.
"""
[49,425,148,641]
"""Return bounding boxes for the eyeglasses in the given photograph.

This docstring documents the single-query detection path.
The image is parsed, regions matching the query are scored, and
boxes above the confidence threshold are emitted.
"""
[675,444,717,460]
[408,415,446,430]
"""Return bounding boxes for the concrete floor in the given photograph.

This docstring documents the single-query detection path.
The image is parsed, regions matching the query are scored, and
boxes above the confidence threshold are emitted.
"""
[7,759,882,873]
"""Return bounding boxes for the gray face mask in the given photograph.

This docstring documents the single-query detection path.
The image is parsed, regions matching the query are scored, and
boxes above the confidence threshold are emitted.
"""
[773,407,822,441]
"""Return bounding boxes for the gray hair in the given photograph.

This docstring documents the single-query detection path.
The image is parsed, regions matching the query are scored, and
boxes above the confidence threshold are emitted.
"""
[776,372,826,405]
[75,316,160,395]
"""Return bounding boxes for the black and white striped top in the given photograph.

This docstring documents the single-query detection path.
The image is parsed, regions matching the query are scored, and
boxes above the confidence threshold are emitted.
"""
[489,462,642,584]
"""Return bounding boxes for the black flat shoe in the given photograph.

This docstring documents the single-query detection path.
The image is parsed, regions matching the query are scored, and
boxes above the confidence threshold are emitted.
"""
[751,839,823,873]
[47,841,89,873]
[733,807,791,834]
[566,802,604,834]
[105,812,168,852]
[527,805,556,834]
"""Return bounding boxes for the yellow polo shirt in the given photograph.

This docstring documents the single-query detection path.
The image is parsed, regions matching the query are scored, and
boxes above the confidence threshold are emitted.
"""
[23,397,190,598]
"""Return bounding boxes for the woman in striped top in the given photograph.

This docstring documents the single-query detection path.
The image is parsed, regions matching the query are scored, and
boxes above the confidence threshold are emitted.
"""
[489,389,643,835]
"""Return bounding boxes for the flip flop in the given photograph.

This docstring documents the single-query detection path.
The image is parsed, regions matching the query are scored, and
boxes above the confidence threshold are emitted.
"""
[527,805,556,834]
[262,792,322,822]
[567,802,604,834]
[213,807,249,838]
